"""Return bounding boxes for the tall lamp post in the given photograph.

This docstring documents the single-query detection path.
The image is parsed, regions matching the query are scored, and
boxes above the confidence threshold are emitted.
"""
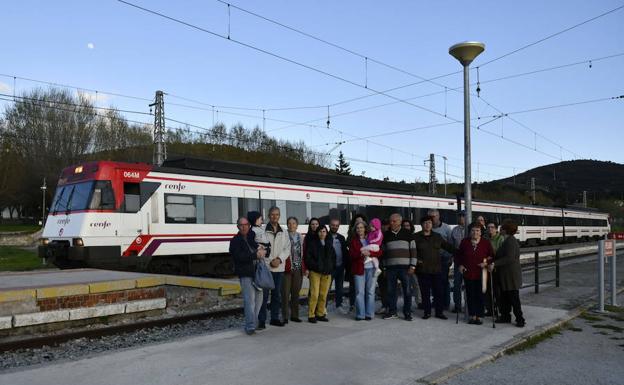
[40,177,47,227]
[449,41,485,226]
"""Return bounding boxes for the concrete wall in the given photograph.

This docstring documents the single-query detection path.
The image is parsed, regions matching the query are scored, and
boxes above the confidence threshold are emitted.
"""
[0,229,42,246]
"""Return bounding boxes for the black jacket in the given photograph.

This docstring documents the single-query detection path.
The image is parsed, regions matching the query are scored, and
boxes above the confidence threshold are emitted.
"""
[414,231,455,274]
[305,238,337,275]
[229,231,258,278]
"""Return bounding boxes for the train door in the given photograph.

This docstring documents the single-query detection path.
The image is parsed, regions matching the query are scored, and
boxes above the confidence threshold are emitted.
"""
[260,191,276,220]
[241,189,261,222]
[119,181,142,242]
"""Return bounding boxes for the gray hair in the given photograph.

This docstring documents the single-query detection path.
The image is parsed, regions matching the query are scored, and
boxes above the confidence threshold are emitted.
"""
[427,209,439,216]
[268,206,280,215]
[237,217,250,226]
[390,213,402,221]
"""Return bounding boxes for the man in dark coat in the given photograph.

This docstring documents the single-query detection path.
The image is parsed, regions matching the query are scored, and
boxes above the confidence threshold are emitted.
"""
[329,218,350,312]
[230,217,267,335]
[414,216,456,320]
[493,219,525,327]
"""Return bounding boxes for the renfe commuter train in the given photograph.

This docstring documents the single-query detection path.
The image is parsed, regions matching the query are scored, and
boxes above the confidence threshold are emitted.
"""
[39,157,610,275]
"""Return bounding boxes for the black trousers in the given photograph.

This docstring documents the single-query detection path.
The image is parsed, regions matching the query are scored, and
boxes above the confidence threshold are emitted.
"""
[417,273,444,316]
[499,290,524,321]
[465,279,484,318]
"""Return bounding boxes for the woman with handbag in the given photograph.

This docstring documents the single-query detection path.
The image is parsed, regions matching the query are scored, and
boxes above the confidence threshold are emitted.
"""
[229,217,267,335]
[305,225,336,323]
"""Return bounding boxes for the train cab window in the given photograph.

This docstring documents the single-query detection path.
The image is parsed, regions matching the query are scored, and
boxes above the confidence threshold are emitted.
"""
[165,194,196,223]
[204,196,233,224]
[90,181,115,210]
[286,201,307,223]
[123,183,141,213]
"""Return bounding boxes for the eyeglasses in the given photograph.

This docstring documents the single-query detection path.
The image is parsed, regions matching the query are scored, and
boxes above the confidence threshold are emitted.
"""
[238,223,250,227]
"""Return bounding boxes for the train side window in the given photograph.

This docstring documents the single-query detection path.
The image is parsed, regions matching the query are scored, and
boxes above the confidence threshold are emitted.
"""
[238,198,260,220]
[90,181,115,210]
[564,217,575,226]
[311,202,330,224]
[165,194,196,223]
[546,216,563,226]
[439,209,457,225]
[286,201,307,223]
[204,196,233,224]
[525,215,540,226]
[124,183,141,213]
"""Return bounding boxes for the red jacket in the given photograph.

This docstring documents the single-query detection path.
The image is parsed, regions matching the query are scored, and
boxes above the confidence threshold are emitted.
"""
[349,237,382,276]
[455,238,494,280]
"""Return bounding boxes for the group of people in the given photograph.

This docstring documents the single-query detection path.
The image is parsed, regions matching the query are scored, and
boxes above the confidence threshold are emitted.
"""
[229,206,525,335]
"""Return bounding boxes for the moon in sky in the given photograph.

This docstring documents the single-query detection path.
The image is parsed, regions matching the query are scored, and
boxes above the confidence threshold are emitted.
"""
[87,43,95,50]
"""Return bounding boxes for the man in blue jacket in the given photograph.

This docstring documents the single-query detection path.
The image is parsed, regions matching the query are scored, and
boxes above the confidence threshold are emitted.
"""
[230,217,267,335]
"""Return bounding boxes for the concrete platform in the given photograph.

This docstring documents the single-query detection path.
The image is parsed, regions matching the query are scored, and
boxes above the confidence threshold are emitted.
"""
[0,304,569,385]
[0,269,240,296]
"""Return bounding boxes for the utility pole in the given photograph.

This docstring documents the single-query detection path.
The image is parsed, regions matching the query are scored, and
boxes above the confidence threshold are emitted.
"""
[442,156,448,195]
[530,177,536,204]
[424,153,437,194]
[40,177,47,227]
[150,90,166,166]
[582,190,587,208]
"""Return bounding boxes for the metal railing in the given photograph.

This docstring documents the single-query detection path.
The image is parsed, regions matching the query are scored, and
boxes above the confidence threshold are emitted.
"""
[521,248,560,293]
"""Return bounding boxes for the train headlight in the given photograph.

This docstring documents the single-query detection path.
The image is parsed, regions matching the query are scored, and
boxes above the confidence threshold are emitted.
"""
[73,238,84,247]
[40,238,49,246]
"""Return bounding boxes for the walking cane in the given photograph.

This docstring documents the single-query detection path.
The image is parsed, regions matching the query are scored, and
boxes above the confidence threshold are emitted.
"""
[490,266,496,329]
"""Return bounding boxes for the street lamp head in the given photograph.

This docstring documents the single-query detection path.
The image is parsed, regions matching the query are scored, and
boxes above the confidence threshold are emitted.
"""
[449,41,485,66]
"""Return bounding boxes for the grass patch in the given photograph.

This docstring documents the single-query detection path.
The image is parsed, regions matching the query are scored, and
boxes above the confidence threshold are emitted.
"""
[0,224,41,233]
[0,246,46,271]
[506,325,563,354]
[605,305,624,314]
[605,314,624,322]
[565,325,583,332]
[578,312,603,322]
[591,324,624,333]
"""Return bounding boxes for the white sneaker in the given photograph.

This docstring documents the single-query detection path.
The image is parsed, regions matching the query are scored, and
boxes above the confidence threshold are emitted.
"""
[374,268,382,278]
[338,306,349,315]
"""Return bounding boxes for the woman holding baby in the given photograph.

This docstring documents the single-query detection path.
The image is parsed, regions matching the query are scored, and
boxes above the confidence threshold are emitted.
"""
[348,220,382,321]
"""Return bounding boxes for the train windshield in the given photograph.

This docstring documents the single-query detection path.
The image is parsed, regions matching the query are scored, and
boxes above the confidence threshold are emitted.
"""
[51,181,115,213]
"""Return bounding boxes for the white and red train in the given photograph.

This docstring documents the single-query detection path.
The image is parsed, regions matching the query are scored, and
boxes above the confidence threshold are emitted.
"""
[39,157,610,275]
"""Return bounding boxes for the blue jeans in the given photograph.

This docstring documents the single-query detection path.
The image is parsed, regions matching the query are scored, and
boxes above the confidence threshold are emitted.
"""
[259,271,283,324]
[240,277,263,332]
[354,268,376,319]
[332,264,345,308]
[453,266,463,310]
[386,268,412,316]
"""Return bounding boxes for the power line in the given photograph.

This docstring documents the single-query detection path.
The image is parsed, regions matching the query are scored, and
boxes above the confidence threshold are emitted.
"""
[116,0,458,123]
[0,92,152,117]
[478,3,624,67]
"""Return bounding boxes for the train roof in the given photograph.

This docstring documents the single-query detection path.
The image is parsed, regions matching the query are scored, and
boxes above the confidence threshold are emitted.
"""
[156,157,606,216]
